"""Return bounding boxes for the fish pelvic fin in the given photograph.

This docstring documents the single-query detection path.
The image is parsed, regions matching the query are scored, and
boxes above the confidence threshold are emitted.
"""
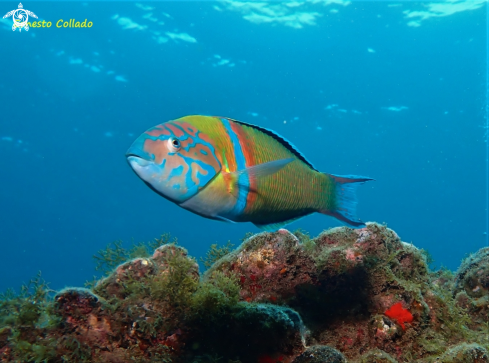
[320,174,374,228]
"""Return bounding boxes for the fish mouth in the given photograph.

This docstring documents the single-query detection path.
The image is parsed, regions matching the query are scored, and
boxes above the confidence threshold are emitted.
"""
[126,154,152,168]
[125,143,153,166]
[126,152,143,159]
[126,141,151,159]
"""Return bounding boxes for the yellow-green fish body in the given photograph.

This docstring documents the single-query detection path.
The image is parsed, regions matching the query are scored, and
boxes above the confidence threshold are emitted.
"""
[126,115,371,230]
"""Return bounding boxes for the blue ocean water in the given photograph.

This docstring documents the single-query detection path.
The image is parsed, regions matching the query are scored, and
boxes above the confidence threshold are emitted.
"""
[0,0,487,293]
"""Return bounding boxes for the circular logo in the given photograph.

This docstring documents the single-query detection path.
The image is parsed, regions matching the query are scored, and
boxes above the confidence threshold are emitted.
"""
[13,9,28,27]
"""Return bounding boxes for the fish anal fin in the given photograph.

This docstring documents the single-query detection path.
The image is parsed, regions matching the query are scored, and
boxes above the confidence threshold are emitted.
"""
[253,215,306,232]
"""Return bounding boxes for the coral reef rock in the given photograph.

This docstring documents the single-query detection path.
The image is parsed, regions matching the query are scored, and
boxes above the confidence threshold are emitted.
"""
[1,223,488,363]
[292,345,346,363]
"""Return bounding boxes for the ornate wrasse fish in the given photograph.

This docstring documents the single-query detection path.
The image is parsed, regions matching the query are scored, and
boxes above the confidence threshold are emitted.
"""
[126,115,372,231]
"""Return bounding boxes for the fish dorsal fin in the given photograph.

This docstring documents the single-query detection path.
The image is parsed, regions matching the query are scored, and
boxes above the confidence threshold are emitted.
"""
[221,117,318,171]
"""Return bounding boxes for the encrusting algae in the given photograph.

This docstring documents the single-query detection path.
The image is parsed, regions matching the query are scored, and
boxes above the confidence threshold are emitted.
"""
[1,223,488,362]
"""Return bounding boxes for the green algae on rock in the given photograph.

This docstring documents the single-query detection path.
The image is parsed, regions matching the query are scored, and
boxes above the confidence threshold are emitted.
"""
[437,343,489,363]
[0,223,488,363]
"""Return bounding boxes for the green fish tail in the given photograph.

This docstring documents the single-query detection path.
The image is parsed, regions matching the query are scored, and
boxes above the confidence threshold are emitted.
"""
[319,174,373,228]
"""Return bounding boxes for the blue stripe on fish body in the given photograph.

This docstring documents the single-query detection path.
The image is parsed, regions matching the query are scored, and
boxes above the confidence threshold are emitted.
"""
[220,118,248,216]
[229,118,318,171]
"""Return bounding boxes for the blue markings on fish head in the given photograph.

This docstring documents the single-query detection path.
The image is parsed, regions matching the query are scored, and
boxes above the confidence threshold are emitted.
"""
[126,121,221,205]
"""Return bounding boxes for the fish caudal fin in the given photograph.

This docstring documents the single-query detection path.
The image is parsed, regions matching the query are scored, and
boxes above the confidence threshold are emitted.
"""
[320,174,373,228]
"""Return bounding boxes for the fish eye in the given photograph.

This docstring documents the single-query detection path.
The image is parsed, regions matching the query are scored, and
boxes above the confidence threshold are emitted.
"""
[169,137,181,150]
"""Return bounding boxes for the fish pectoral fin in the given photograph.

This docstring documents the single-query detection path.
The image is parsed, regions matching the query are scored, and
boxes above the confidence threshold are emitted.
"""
[223,158,294,200]
[224,158,294,185]
[223,158,294,202]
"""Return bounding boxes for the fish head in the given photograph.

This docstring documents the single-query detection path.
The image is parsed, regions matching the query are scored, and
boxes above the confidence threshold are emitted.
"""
[126,120,221,204]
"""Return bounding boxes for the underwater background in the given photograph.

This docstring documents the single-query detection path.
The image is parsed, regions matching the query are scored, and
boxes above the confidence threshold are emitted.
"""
[0,0,487,293]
